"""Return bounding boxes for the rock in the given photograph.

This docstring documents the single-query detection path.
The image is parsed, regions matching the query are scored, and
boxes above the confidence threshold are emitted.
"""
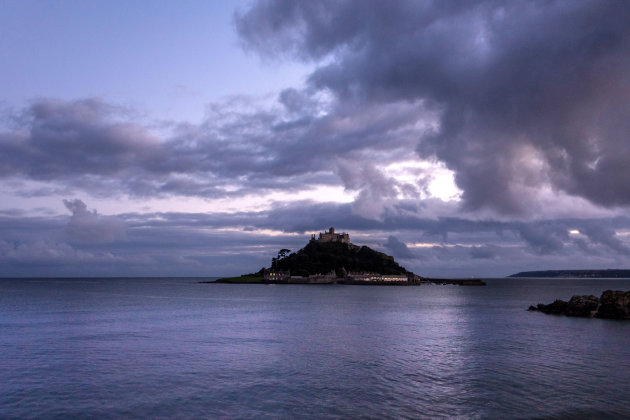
[565,295,599,317]
[535,299,568,314]
[529,290,630,320]
[596,290,630,319]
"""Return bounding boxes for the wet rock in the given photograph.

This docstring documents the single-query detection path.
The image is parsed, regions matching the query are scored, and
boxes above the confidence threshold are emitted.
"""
[565,295,599,317]
[596,290,630,319]
[534,299,568,315]
[529,290,630,319]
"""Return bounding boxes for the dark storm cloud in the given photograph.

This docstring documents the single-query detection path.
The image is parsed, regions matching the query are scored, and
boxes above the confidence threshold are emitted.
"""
[236,0,630,213]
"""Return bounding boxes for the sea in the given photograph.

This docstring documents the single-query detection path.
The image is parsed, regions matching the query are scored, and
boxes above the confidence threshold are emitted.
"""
[2,277,630,419]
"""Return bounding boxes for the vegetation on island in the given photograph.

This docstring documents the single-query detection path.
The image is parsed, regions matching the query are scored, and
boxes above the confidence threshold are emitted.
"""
[215,239,410,283]
[214,273,264,283]
[272,240,408,276]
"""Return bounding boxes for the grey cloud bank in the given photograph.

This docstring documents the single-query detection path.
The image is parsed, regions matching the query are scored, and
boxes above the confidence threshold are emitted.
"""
[236,0,630,213]
[2,199,630,277]
[0,94,429,211]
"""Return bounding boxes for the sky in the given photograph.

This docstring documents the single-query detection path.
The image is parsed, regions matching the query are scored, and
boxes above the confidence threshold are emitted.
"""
[2,0,630,278]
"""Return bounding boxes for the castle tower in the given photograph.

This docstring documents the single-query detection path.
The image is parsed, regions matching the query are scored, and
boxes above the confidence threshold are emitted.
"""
[317,227,350,244]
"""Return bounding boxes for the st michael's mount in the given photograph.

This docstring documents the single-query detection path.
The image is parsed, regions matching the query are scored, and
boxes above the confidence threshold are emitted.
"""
[210,228,485,286]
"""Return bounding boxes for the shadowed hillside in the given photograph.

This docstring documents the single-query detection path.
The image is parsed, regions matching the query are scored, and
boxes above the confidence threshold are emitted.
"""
[272,240,409,277]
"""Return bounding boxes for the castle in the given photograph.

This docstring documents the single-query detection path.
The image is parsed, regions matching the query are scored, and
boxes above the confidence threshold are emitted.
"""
[311,227,350,244]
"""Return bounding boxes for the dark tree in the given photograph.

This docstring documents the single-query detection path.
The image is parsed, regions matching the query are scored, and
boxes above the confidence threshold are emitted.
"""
[277,249,291,260]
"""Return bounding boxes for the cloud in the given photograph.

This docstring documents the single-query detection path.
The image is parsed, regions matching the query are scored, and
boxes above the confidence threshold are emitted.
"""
[236,0,630,213]
[582,224,630,256]
[470,245,498,260]
[63,199,126,243]
[1,198,630,277]
[0,94,433,218]
[0,239,123,267]
[383,235,414,259]
[2,99,162,178]
[337,162,398,219]
[3,2,630,276]
[517,223,568,255]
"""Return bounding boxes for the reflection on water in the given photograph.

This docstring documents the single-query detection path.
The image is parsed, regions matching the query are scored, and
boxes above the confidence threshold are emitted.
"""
[1,278,630,418]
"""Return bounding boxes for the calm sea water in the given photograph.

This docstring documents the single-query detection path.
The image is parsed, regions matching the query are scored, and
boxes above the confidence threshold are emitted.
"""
[2,277,630,419]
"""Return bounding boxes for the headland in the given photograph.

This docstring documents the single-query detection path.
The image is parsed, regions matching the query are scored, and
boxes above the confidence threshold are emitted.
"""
[510,269,630,278]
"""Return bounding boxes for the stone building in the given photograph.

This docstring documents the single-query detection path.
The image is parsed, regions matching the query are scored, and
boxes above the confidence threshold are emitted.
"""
[346,272,409,284]
[311,227,350,244]
[264,270,290,282]
[306,270,337,284]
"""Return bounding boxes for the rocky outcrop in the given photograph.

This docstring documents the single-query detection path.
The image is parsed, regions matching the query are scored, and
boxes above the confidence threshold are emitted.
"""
[529,299,569,315]
[529,290,630,319]
[565,295,600,317]
[596,290,630,319]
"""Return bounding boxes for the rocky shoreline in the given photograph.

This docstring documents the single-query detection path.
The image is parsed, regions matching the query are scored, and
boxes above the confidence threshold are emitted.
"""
[529,290,630,319]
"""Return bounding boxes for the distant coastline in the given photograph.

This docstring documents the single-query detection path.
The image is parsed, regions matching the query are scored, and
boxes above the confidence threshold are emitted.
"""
[509,269,630,278]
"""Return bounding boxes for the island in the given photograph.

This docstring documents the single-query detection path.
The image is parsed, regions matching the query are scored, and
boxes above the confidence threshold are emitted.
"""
[210,227,485,286]
[510,269,630,278]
